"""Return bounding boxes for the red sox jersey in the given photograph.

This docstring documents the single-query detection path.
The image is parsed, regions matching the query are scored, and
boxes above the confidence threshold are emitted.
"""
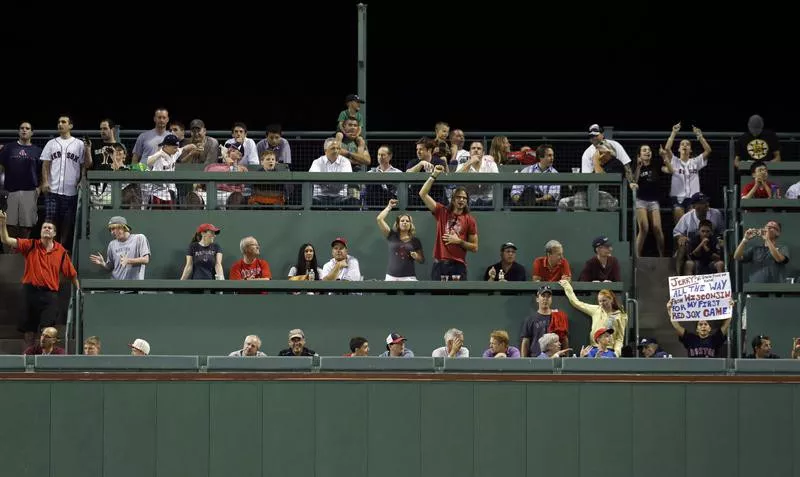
[40,137,85,196]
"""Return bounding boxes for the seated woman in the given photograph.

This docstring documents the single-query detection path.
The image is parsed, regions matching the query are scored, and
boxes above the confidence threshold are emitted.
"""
[376,199,424,281]
[180,223,224,280]
[288,243,323,280]
[559,278,628,356]
[482,330,521,358]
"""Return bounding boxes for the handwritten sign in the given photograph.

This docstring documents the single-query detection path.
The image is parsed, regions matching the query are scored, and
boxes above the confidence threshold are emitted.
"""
[668,272,732,321]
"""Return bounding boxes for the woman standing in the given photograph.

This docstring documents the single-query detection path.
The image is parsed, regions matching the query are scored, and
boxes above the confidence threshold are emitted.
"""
[180,223,224,280]
[665,122,712,222]
[559,279,628,356]
[376,199,424,280]
[633,144,671,257]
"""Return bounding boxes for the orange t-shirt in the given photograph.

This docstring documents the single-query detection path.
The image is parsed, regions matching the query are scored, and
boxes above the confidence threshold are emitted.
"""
[16,239,76,291]
[532,256,572,281]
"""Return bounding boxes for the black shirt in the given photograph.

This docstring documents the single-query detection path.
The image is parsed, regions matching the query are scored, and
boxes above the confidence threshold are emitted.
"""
[386,231,423,278]
[483,261,527,281]
[736,130,780,163]
[679,329,725,358]
[636,157,664,202]
[521,313,552,356]
[688,235,721,264]
[278,347,316,357]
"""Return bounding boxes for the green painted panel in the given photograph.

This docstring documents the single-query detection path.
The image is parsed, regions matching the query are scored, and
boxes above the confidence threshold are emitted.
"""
[475,383,526,477]
[526,382,580,477]
[421,383,474,477]
[367,383,421,477]
[51,382,103,477]
[794,385,800,477]
[632,384,686,477]
[0,383,50,477]
[745,296,800,360]
[686,384,738,477]
[315,383,368,477]
[82,293,599,359]
[738,384,793,476]
[103,383,157,477]
[579,383,632,477]
[262,382,316,476]
[209,383,261,477]
[156,383,210,477]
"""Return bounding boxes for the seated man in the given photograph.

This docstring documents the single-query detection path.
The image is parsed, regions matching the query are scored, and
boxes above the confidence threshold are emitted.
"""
[129,338,151,356]
[510,144,561,207]
[744,335,780,359]
[432,328,469,358]
[23,327,65,355]
[321,237,362,281]
[255,123,292,166]
[684,219,724,275]
[484,242,527,281]
[532,239,572,282]
[229,335,267,356]
[249,150,289,206]
[344,337,370,357]
[578,236,621,282]
[637,337,671,358]
[278,329,316,356]
[673,193,724,274]
[741,161,779,199]
[83,336,101,355]
[229,236,271,281]
[456,141,498,207]
[733,220,790,283]
[379,332,415,357]
[88,216,151,280]
[309,138,360,206]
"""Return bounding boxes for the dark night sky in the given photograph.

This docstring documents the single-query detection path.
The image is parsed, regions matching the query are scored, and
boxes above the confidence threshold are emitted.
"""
[1,4,794,134]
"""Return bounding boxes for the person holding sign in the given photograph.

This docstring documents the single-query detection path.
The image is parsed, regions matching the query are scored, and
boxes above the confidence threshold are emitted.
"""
[667,300,731,358]
[733,220,789,283]
[560,279,628,356]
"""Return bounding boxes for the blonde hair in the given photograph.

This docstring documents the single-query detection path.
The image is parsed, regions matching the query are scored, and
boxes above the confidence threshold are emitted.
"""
[84,336,101,347]
[490,330,509,347]
[392,214,416,237]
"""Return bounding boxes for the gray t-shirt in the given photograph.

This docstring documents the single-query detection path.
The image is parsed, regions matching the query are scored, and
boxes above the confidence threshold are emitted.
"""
[106,233,151,280]
[742,242,790,283]
[132,129,169,161]
[521,313,551,357]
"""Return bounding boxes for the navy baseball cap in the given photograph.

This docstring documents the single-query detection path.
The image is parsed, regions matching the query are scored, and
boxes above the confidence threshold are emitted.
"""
[345,94,365,104]
[691,192,710,204]
[638,337,658,348]
[158,134,180,147]
[592,236,611,249]
[537,285,553,296]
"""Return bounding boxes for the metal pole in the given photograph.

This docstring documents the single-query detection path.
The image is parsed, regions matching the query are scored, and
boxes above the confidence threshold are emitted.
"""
[357,4,368,131]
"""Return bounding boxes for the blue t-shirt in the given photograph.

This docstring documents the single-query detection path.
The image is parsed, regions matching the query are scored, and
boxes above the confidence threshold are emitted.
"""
[0,142,42,191]
[587,347,617,358]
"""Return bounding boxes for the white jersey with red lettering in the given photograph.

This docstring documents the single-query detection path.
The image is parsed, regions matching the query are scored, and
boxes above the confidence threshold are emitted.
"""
[40,137,85,196]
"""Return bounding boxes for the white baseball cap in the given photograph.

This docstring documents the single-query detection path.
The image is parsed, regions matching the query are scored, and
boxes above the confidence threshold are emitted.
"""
[129,338,151,355]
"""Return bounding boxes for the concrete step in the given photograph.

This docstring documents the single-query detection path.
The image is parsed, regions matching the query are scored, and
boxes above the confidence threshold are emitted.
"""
[634,257,684,356]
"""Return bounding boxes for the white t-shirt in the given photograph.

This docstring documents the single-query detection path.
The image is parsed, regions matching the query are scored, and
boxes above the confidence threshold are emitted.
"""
[309,155,352,197]
[581,139,631,173]
[669,154,707,199]
[224,138,259,165]
[321,256,362,281]
[672,208,724,238]
[148,148,182,200]
[786,182,800,199]
[40,137,85,196]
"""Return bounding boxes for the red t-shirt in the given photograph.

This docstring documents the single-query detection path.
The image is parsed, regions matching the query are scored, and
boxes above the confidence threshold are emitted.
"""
[229,258,272,280]
[532,256,572,281]
[432,203,477,264]
[741,181,778,198]
[16,239,76,291]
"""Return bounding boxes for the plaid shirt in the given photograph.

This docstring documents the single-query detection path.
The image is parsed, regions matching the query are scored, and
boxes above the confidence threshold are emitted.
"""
[511,164,560,200]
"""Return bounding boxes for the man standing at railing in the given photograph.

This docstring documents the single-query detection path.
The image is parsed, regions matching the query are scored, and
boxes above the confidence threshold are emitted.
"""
[40,115,89,252]
[419,165,479,280]
[0,211,79,346]
[131,108,170,165]
[733,220,789,283]
[734,115,781,169]
[0,121,42,240]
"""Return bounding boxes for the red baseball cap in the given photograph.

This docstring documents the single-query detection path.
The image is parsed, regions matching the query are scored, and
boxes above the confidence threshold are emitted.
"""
[197,223,220,234]
[593,327,614,342]
[331,237,347,247]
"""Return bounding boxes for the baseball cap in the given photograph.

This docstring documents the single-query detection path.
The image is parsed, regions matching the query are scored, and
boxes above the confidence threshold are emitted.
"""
[129,338,151,355]
[288,329,305,340]
[345,94,366,104]
[592,236,611,249]
[588,124,604,136]
[331,237,348,248]
[158,134,180,147]
[107,216,130,230]
[196,223,220,234]
[638,337,658,348]
[537,285,553,296]
[593,327,614,342]
[691,192,710,204]
[226,141,244,154]
[500,242,517,251]
[189,119,205,129]
[385,332,406,345]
